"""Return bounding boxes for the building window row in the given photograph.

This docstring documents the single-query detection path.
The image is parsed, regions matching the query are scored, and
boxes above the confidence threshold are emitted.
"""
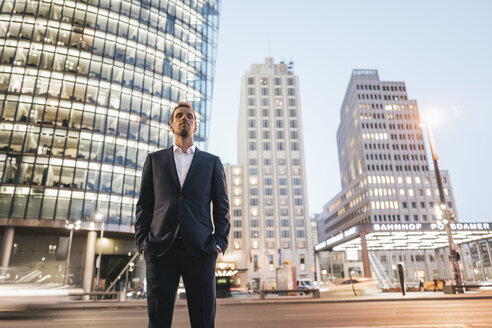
[384,95,407,101]
[402,200,452,209]
[362,132,388,140]
[0,125,156,167]
[247,76,295,86]
[356,84,381,91]
[382,85,406,92]
[364,143,390,150]
[264,207,304,217]
[391,143,425,151]
[0,100,171,147]
[365,153,392,161]
[367,164,393,172]
[389,134,423,141]
[0,187,136,224]
[1,0,209,57]
[369,188,396,197]
[384,105,417,112]
[388,123,420,130]
[394,165,429,172]
[358,103,384,110]
[370,200,399,210]
[2,155,142,194]
[361,122,386,129]
[0,48,203,102]
[393,154,427,161]
[374,214,401,222]
[357,93,381,100]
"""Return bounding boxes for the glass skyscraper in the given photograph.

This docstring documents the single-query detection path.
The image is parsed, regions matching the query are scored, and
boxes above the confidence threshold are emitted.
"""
[0,0,219,224]
[0,0,220,286]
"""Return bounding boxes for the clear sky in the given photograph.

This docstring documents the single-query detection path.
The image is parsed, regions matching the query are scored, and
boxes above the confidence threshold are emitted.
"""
[208,0,492,223]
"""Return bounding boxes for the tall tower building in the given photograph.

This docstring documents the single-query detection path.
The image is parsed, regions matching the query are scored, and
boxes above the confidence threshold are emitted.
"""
[315,70,458,277]
[237,58,313,289]
[0,0,220,286]
[221,164,246,286]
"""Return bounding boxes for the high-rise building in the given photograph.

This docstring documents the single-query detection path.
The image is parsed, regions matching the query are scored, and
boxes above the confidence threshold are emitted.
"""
[317,69,458,239]
[220,164,246,287]
[0,0,220,288]
[315,69,459,280]
[237,58,313,289]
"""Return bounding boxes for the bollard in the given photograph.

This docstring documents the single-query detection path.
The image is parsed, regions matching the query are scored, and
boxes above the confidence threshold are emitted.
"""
[397,264,405,296]
[119,291,126,302]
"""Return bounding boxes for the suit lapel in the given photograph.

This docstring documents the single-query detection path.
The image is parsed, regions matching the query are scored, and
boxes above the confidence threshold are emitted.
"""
[181,147,202,191]
[166,146,181,190]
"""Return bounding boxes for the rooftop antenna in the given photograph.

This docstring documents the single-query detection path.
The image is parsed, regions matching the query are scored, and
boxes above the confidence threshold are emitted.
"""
[288,58,294,72]
[267,32,272,60]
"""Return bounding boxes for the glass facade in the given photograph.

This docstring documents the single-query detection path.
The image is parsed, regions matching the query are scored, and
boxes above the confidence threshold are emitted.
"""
[0,0,220,225]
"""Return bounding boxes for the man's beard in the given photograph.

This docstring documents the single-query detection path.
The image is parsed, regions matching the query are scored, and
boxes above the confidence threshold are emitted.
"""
[178,127,190,137]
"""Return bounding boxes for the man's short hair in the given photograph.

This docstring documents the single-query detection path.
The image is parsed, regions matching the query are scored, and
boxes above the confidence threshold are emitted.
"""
[170,101,196,123]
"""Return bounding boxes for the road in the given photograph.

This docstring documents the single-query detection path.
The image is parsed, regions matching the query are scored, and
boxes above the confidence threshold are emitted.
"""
[1,299,492,327]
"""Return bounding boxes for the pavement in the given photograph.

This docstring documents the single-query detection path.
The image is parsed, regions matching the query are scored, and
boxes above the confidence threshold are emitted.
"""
[44,289,492,311]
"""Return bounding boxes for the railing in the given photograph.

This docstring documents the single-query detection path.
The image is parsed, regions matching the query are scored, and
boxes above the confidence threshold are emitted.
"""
[103,251,140,300]
[74,252,141,301]
[70,291,121,301]
[369,252,391,289]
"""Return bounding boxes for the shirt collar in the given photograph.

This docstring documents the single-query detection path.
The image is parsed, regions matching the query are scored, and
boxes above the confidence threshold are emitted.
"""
[173,144,196,155]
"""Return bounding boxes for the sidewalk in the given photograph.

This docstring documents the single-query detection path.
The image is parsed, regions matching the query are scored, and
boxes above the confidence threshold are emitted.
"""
[48,289,492,311]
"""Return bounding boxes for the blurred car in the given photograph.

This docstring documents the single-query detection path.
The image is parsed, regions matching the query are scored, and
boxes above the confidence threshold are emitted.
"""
[126,284,147,299]
[323,277,380,296]
[0,267,81,313]
[296,279,315,295]
[297,279,314,289]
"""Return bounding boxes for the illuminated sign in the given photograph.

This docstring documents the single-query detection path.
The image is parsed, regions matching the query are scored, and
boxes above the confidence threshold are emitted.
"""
[315,226,359,250]
[314,241,326,251]
[431,223,490,230]
[325,233,344,246]
[374,223,422,231]
[373,223,491,232]
[344,226,358,237]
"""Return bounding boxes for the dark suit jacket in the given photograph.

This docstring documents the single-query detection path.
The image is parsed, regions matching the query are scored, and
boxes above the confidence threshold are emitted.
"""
[135,146,230,258]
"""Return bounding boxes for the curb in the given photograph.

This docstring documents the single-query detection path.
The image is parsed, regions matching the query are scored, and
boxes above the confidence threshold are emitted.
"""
[47,294,492,311]
[227,295,492,306]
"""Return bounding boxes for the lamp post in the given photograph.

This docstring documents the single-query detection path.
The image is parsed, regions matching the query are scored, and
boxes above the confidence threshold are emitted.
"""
[420,121,463,292]
[63,219,81,285]
[95,213,105,292]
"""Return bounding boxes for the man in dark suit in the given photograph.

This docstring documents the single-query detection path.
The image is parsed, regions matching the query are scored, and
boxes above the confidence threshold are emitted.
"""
[135,101,230,328]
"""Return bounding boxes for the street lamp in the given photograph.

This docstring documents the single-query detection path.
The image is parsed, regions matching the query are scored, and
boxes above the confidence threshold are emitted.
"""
[63,219,81,285]
[420,121,463,292]
[95,213,105,292]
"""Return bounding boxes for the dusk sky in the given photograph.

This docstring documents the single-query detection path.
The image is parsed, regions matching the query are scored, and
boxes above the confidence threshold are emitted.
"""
[208,0,492,222]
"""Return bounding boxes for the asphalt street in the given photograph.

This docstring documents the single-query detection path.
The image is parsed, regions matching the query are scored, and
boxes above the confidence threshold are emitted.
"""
[1,299,492,328]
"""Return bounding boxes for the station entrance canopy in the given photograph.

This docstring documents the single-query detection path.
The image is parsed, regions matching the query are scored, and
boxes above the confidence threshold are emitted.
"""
[314,222,492,252]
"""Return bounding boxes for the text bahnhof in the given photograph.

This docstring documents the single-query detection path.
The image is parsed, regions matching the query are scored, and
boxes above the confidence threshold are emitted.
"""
[374,222,491,231]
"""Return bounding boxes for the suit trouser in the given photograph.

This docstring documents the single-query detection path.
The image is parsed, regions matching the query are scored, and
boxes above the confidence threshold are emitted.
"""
[145,239,217,328]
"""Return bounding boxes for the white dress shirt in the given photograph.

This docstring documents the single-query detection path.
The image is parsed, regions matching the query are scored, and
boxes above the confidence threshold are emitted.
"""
[173,144,196,187]
[172,144,221,254]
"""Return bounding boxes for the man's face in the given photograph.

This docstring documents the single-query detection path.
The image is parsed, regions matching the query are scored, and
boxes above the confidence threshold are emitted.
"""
[170,107,197,138]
